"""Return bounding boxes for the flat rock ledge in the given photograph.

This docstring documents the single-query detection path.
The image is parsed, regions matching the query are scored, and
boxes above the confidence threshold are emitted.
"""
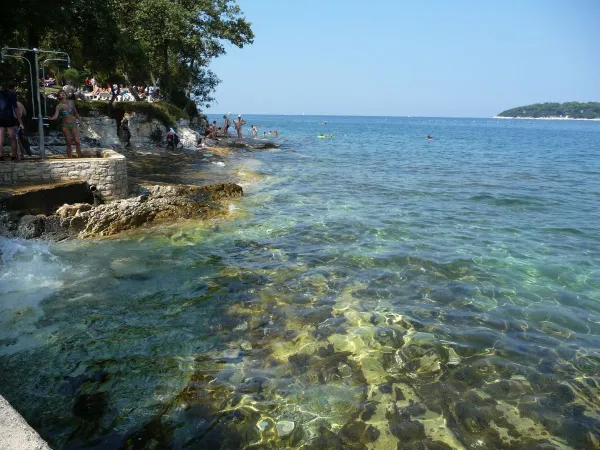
[1,183,243,240]
[0,395,51,450]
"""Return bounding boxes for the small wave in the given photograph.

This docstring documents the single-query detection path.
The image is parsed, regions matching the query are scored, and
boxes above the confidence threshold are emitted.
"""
[493,198,540,206]
[467,195,542,206]
[468,194,495,201]
[542,227,585,235]
[0,237,27,264]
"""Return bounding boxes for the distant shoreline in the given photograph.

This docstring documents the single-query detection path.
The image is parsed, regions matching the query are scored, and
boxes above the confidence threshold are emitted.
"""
[494,116,600,121]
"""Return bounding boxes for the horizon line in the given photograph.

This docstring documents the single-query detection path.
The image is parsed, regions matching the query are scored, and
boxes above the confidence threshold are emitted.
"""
[203,113,493,119]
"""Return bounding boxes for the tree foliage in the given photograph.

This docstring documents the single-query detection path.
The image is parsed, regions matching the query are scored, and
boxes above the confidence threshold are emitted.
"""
[498,102,600,119]
[0,0,253,112]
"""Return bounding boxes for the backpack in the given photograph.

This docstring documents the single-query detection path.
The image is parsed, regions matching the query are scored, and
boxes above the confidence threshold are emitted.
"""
[0,90,16,120]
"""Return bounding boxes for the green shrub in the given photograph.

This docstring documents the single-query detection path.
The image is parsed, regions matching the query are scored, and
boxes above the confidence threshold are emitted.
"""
[60,68,81,86]
[75,100,188,127]
[149,126,163,144]
[35,98,188,132]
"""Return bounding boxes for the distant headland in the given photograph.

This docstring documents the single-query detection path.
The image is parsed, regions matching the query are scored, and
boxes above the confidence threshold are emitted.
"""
[495,102,600,120]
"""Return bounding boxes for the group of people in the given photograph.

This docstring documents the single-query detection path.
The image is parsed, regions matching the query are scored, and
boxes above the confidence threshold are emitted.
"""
[204,115,280,141]
[0,83,83,161]
[83,80,161,103]
[205,114,247,140]
[251,125,278,137]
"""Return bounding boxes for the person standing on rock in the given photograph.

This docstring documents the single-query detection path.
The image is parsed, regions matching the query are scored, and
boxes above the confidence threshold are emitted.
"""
[0,84,23,161]
[222,115,230,138]
[48,90,83,158]
[233,114,246,140]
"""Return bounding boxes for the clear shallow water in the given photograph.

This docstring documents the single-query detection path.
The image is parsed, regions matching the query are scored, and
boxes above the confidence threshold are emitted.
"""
[1,116,600,449]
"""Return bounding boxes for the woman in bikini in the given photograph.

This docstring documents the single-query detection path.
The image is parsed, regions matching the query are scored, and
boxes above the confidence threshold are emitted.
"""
[48,90,83,158]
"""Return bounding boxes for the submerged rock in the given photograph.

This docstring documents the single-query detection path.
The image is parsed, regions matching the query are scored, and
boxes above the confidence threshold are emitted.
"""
[256,418,274,432]
[276,420,296,438]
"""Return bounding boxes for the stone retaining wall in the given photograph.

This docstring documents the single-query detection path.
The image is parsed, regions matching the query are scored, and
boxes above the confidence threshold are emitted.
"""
[0,149,127,201]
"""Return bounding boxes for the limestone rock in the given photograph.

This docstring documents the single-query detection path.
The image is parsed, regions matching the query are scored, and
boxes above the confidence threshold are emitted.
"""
[72,183,243,238]
[125,112,165,148]
[177,127,200,147]
[190,114,208,131]
[79,116,121,148]
[56,203,93,218]
[16,215,45,239]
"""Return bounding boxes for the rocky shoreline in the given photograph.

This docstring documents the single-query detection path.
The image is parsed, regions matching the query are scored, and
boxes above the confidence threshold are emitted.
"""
[0,138,278,243]
[1,183,243,241]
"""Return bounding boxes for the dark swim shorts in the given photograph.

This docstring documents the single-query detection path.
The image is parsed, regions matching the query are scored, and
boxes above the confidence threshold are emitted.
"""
[0,117,18,128]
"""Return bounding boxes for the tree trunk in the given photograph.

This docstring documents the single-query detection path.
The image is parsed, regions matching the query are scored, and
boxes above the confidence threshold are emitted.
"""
[185,58,195,98]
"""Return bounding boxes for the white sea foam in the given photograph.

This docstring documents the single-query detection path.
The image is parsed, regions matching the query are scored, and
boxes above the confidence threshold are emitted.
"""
[0,238,70,355]
[0,236,27,264]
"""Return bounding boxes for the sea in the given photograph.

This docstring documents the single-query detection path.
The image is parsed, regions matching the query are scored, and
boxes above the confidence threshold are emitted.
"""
[1,116,600,449]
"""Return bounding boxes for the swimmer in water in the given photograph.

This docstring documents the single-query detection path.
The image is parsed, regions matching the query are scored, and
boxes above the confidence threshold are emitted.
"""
[427,135,432,141]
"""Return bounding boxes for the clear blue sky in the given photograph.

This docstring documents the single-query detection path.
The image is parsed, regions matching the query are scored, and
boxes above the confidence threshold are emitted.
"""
[209,0,600,117]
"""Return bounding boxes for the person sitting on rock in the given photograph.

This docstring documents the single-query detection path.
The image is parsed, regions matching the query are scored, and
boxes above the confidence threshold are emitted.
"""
[205,121,218,140]
[166,128,181,149]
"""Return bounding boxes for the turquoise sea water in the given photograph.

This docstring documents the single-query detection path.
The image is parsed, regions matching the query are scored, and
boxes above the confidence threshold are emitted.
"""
[1,116,600,449]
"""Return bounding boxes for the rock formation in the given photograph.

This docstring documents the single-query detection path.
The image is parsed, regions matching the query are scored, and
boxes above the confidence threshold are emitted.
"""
[0,183,243,240]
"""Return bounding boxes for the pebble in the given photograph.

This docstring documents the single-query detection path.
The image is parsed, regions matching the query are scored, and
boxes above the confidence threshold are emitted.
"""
[256,418,273,432]
[276,420,295,439]
[234,321,249,332]
[221,349,240,360]
[447,347,462,366]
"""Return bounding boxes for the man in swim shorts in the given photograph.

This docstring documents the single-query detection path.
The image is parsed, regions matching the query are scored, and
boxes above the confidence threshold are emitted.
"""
[0,84,23,161]
[222,115,230,138]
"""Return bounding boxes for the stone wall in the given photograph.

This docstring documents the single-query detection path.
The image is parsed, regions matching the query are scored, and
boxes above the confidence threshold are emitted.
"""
[0,149,128,202]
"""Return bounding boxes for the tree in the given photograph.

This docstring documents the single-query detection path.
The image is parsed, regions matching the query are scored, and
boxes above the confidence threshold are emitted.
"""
[0,0,254,113]
[497,102,600,119]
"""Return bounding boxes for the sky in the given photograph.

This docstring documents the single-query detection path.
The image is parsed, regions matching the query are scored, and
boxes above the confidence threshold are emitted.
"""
[209,0,600,117]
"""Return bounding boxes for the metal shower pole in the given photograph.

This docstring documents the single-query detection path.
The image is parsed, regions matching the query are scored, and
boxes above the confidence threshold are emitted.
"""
[1,47,71,159]
[0,53,37,118]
